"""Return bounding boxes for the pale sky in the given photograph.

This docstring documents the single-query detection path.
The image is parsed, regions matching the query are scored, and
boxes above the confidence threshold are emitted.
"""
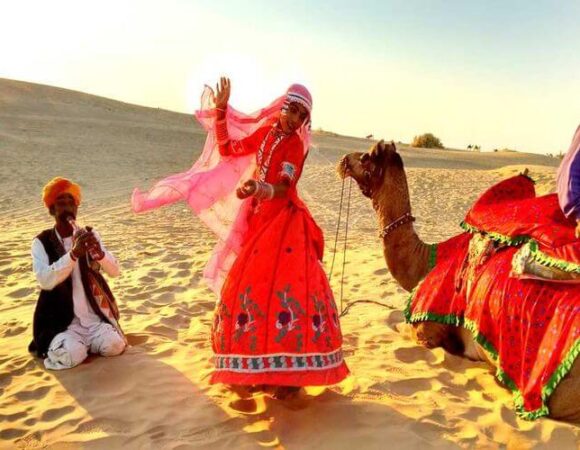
[2,0,580,154]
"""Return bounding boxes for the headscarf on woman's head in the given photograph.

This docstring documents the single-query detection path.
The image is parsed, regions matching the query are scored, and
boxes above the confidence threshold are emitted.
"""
[283,84,313,116]
[282,83,313,149]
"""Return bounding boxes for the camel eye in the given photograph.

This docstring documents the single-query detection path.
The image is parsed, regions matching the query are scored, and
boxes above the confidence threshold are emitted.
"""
[360,154,370,164]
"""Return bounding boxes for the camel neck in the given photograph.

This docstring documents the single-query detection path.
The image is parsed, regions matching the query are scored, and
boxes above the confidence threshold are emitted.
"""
[372,180,431,292]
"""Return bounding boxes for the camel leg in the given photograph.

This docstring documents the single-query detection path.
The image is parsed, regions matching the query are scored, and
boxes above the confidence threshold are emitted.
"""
[411,322,465,356]
[411,322,447,349]
[459,328,494,364]
[547,358,580,423]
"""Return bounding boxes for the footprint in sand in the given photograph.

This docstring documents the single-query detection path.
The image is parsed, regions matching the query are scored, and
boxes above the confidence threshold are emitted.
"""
[160,315,190,330]
[125,333,149,346]
[0,428,27,440]
[0,268,13,277]
[40,405,75,422]
[145,324,178,341]
[0,411,26,422]
[14,385,50,401]
[138,275,156,284]
[394,346,437,364]
[389,377,433,396]
[3,325,27,337]
[23,418,37,427]
[153,291,175,304]
[9,358,37,376]
[171,261,191,270]
[458,406,489,421]
[409,419,450,441]
[373,268,388,276]
[7,287,35,299]
[147,269,166,278]
[125,286,143,295]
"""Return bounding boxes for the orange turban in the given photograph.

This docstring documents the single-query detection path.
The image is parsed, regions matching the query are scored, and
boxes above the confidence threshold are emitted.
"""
[42,177,82,208]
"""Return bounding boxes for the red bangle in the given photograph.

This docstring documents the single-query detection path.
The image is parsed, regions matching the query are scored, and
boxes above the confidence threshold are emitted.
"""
[215,118,229,145]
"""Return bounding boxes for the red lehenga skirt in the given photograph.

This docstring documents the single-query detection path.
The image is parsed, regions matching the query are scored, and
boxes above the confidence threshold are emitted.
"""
[210,196,349,386]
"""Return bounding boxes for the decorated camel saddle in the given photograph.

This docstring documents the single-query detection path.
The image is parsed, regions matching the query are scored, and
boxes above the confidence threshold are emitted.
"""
[407,173,580,419]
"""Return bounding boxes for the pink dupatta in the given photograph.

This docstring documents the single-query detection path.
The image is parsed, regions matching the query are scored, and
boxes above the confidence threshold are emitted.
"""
[131,86,310,294]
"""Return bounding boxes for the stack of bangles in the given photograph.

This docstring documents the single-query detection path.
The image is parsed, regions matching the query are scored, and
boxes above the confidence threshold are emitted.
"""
[215,117,229,146]
[254,181,275,200]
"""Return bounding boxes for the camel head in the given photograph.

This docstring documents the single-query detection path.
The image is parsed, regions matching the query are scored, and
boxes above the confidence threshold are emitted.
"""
[337,140,403,199]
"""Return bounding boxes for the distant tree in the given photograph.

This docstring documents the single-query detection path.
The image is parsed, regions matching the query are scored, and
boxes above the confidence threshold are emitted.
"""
[493,148,498,152]
[467,144,472,150]
[411,133,444,149]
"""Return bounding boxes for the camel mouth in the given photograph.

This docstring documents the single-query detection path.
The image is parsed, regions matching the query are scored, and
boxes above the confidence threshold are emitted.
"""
[336,156,351,180]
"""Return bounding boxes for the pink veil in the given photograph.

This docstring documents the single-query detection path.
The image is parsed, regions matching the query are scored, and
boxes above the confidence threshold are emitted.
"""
[131,86,310,294]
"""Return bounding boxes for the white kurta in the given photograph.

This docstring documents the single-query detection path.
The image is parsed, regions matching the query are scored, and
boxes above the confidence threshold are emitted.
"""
[31,229,125,370]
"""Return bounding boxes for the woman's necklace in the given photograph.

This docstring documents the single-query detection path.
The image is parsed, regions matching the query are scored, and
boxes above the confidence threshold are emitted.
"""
[257,126,287,182]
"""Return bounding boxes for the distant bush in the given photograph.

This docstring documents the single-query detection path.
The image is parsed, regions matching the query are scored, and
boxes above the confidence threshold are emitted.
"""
[313,127,338,137]
[412,133,444,149]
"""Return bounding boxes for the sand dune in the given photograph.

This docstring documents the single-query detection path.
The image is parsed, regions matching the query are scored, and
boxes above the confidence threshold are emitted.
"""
[0,78,577,449]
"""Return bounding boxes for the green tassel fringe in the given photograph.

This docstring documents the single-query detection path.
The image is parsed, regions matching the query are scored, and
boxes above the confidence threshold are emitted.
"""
[460,221,530,246]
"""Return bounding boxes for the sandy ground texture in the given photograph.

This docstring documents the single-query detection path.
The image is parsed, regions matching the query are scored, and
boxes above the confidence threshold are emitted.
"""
[1,78,578,449]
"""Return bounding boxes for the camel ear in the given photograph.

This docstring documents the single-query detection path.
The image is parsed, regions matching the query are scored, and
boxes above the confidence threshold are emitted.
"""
[387,141,397,153]
[370,139,386,161]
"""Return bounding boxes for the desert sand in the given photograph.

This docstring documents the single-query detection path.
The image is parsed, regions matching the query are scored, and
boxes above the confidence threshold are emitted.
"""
[0,78,578,449]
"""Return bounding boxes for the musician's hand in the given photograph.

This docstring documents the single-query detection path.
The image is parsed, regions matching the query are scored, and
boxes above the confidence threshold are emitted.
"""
[83,227,105,260]
[87,242,105,261]
[71,232,92,259]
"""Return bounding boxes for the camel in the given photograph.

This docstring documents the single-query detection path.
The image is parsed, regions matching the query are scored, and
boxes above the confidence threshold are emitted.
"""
[337,140,580,422]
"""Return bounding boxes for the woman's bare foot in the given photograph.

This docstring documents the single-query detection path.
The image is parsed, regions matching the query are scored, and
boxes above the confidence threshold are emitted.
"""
[247,384,267,394]
[227,384,252,399]
[227,385,260,414]
[271,386,302,400]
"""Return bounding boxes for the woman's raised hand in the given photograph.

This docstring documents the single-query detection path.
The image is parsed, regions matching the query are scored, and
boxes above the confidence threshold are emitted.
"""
[214,77,231,110]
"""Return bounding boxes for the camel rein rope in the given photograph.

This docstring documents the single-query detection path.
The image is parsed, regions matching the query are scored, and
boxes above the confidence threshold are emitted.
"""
[329,176,397,317]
